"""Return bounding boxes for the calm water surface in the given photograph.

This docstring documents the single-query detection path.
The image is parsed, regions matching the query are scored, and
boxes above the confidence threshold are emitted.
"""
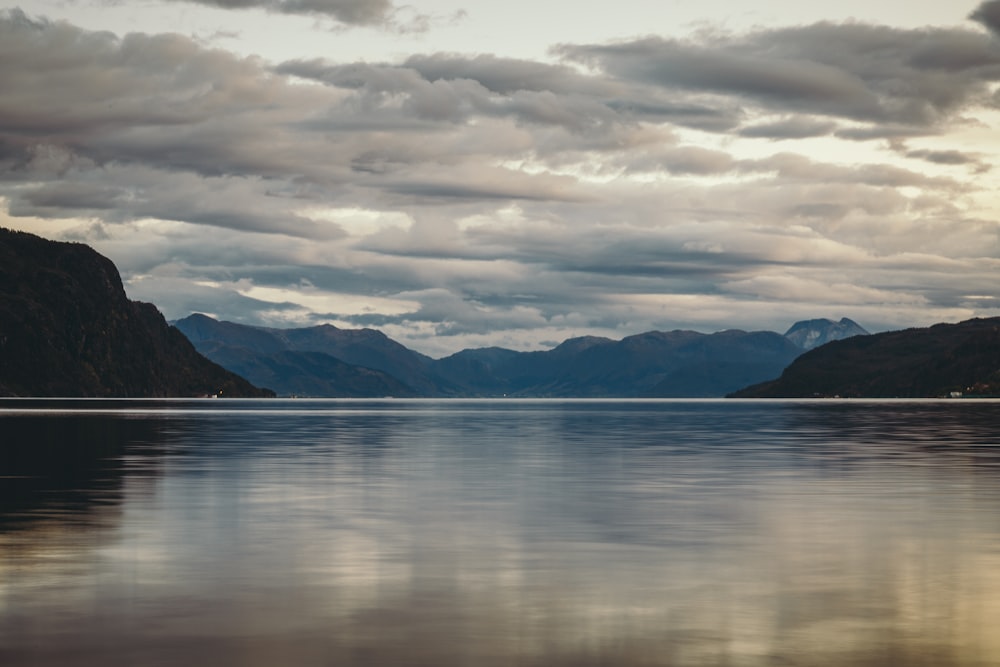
[2,399,1000,666]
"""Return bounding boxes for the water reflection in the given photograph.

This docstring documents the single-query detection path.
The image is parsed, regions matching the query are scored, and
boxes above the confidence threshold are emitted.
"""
[1,399,1000,666]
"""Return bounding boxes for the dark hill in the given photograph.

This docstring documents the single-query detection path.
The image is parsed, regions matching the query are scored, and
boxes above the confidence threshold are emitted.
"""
[0,229,272,397]
[270,323,438,393]
[730,317,1000,398]
[174,314,436,397]
[196,344,417,398]
[430,347,522,396]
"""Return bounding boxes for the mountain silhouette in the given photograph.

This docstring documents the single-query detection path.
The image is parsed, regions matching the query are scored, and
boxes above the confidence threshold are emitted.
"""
[731,317,1000,398]
[176,314,813,397]
[0,229,271,397]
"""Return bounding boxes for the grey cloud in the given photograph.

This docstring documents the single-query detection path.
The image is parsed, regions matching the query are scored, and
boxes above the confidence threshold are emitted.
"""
[386,180,582,203]
[461,222,758,281]
[0,11,341,185]
[604,98,742,132]
[402,53,615,96]
[370,289,550,337]
[128,276,305,325]
[971,1,1000,35]
[6,13,621,229]
[164,0,398,26]
[557,21,1000,137]
[739,153,962,190]
[789,203,850,220]
[7,163,346,240]
[742,181,937,223]
[278,57,735,138]
[559,37,882,119]
[625,146,735,175]
[739,116,838,139]
[19,182,126,211]
[905,148,988,168]
[834,125,935,141]
[5,9,1000,354]
[106,227,348,279]
[279,58,623,134]
[280,59,419,91]
[0,11,291,139]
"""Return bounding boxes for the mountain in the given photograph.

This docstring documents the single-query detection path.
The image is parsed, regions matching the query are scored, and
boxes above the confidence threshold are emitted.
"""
[267,323,440,393]
[175,314,868,398]
[784,317,869,350]
[0,229,272,397]
[431,329,802,397]
[429,347,523,396]
[204,348,416,398]
[730,317,1000,398]
[174,314,433,397]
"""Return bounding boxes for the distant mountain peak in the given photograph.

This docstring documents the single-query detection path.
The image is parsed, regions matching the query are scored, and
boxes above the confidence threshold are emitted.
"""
[551,335,613,354]
[784,317,869,350]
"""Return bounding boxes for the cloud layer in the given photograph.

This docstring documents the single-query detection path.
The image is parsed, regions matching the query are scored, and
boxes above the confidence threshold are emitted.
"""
[164,0,423,29]
[2,5,1000,355]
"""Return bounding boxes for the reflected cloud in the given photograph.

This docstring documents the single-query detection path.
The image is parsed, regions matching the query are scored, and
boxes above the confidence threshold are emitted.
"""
[2,400,1000,665]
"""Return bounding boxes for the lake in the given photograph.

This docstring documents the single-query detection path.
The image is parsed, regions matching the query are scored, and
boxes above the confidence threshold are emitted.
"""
[2,398,1000,666]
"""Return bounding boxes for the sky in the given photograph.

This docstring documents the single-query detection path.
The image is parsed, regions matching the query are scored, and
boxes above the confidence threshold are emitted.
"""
[2,0,1000,357]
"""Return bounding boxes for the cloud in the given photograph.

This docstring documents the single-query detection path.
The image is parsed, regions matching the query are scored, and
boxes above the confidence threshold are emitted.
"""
[278,55,736,139]
[905,149,980,165]
[2,11,608,234]
[0,11,277,135]
[970,0,1000,36]
[277,57,634,137]
[382,166,588,204]
[557,20,1000,137]
[161,0,422,29]
[624,146,735,175]
[738,153,964,190]
[402,53,616,96]
[904,148,991,172]
[3,8,1000,355]
[738,116,838,140]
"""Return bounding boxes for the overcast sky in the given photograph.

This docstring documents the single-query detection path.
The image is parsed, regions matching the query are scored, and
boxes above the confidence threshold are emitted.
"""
[3,0,1000,356]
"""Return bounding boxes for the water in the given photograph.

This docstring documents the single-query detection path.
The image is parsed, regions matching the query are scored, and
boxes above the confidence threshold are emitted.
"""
[2,398,1000,666]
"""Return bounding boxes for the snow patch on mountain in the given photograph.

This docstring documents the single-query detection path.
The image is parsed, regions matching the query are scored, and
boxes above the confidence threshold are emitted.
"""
[784,318,869,350]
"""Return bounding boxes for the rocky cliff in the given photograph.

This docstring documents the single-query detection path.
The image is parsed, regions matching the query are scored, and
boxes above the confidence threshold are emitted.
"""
[0,229,272,397]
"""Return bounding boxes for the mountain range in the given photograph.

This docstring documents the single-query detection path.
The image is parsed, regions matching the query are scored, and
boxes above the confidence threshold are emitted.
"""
[173,314,869,398]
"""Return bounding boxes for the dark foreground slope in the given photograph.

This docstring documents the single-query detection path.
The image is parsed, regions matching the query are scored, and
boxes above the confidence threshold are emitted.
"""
[0,229,272,397]
[730,317,1000,398]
